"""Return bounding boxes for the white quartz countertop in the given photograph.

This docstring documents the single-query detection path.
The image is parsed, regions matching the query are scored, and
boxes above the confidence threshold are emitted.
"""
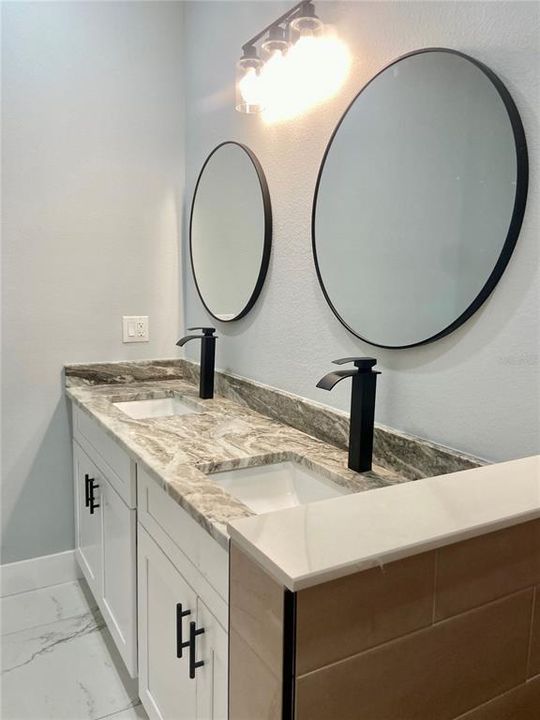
[228,455,540,591]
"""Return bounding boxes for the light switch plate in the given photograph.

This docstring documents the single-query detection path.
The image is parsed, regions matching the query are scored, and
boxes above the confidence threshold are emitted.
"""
[122,316,149,343]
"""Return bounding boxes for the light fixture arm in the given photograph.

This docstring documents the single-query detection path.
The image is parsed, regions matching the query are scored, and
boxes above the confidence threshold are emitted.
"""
[241,0,314,53]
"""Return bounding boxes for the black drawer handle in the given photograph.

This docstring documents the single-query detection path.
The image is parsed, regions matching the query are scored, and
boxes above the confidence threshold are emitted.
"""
[89,479,100,514]
[188,621,204,679]
[84,474,91,508]
[176,603,191,658]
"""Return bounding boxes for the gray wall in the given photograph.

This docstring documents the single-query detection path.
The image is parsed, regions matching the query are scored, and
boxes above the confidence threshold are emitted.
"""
[1,1,184,563]
[183,1,539,463]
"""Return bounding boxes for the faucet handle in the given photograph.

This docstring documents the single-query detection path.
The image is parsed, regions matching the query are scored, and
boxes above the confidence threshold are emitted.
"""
[188,327,216,336]
[332,357,378,371]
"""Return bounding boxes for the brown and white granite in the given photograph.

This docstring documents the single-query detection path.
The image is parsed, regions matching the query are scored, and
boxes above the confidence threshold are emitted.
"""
[66,359,484,480]
[65,359,484,549]
[66,376,396,549]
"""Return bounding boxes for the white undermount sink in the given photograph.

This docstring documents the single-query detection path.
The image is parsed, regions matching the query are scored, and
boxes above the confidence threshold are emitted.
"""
[211,461,350,514]
[113,397,200,419]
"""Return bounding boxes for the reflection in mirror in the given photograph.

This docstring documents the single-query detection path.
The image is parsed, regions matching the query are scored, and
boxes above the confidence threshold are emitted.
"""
[190,142,272,321]
[313,49,528,348]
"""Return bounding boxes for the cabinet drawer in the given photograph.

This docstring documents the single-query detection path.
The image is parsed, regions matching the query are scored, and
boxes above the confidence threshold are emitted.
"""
[138,467,229,606]
[72,404,136,507]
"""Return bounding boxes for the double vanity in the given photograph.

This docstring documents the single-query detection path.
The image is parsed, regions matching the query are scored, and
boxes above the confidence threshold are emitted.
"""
[65,357,539,720]
[66,358,408,720]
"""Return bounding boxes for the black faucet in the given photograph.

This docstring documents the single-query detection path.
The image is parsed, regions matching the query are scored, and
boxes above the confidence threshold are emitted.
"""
[176,327,217,399]
[316,357,380,473]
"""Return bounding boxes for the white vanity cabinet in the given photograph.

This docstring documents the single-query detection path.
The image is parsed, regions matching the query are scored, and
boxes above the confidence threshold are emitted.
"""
[72,406,138,677]
[137,468,229,720]
[71,402,229,718]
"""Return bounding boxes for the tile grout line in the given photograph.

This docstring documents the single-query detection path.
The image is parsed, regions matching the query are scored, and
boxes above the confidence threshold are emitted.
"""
[1,578,101,638]
[452,675,539,719]
[0,578,83,600]
[94,699,144,720]
[297,586,534,680]
[525,584,537,679]
[0,608,102,640]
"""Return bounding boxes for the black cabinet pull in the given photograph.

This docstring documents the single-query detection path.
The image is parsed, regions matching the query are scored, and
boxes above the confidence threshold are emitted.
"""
[84,474,91,508]
[188,620,205,679]
[89,479,100,514]
[176,603,191,658]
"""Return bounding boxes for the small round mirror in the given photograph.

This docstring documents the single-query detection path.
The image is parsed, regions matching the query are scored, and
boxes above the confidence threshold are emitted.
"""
[190,141,272,322]
[313,48,528,348]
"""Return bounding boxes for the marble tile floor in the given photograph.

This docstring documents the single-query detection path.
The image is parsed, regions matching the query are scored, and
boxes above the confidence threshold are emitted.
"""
[1,580,148,720]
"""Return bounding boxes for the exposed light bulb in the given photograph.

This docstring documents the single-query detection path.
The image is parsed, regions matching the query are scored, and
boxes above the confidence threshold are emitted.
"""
[262,26,351,124]
[261,25,289,62]
[259,48,288,110]
[236,47,264,113]
[289,14,323,43]
[239,68,262,106]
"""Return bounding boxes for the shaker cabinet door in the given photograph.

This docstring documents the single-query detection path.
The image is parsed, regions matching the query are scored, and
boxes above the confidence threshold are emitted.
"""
[196,598,228,720]
[138,525,198,720]
[73,442,102,597]
[101,478,137,677]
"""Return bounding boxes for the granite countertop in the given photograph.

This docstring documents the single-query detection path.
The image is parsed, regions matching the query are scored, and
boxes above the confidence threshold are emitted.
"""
[66,366,406,550]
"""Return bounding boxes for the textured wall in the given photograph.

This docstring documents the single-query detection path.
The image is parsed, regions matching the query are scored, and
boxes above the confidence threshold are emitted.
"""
[1,1,184,563]
[183,1,539,463]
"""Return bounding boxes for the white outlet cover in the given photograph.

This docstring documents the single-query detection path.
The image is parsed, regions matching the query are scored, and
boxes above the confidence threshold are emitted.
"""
[122,316,149,343]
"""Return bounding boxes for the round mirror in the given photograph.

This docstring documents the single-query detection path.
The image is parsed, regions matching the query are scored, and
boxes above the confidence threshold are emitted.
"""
[313,48,528,348]
[190,141,272,322]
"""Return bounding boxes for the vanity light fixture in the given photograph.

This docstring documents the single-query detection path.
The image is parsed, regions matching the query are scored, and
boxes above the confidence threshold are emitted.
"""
[236,45,265,114]
[235,1,350,122]
[288,1,323,43]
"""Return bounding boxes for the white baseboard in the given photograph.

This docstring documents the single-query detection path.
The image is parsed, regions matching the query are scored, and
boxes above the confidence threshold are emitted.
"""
[0,549,82,597]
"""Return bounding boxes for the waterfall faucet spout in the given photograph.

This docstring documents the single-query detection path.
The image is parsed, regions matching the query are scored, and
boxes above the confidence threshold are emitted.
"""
[176,327,217,399]
[316,357,380,473]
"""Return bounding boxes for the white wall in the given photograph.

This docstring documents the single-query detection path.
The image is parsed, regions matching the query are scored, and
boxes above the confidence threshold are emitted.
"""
[1,1,185,563]
[183,1,539,463]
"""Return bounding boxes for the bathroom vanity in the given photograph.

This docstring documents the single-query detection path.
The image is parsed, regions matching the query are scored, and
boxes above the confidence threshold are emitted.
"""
[65,359,538,720]
[72,396,229,718]
[66,358,396,719]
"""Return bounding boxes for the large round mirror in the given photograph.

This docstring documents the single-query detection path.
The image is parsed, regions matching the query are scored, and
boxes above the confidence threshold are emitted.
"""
[190,142,272,321]
[313,48,528,348]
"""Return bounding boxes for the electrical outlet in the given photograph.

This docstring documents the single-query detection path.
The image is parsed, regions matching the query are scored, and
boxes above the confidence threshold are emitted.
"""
[122,316,149,343]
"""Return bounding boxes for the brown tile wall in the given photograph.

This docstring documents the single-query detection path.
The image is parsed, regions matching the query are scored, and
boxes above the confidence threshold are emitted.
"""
[435,520,540,620]
[295,519,540,720]
[296,550,436,675]
[229,543,284,720]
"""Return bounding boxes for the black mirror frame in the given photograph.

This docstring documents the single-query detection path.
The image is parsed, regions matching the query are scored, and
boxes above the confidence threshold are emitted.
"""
[311,47,529,349]
[189,141,272,323]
